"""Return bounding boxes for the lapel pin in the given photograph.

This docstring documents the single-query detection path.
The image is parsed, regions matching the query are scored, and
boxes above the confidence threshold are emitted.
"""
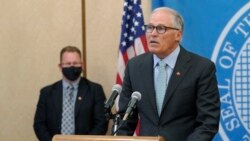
[78,96,82,100]
[176,72,181,76]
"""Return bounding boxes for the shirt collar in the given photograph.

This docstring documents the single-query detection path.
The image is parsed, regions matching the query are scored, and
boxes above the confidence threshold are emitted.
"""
[153,46,180,69]
[62,77,80,90]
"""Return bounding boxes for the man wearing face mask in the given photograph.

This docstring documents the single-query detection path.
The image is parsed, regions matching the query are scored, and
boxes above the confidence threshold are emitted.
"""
[33,46,108,141]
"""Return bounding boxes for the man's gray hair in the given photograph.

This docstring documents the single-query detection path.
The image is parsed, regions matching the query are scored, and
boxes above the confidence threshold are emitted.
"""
[152,7,184,30]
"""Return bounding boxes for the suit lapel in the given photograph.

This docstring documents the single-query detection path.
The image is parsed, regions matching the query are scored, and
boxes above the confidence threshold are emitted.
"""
[140,53,159,118]
[52,79,88,125]
[52,81,63,126]
[74,78,88,117]
[162,47,192,112]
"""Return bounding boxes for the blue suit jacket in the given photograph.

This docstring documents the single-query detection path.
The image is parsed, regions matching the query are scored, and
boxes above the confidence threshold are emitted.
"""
[33,77,108,141]
[117,47,220,141]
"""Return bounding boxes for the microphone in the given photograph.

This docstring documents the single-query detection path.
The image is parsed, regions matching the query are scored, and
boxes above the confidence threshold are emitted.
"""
[105,84,122,112]
[122,91,142,121]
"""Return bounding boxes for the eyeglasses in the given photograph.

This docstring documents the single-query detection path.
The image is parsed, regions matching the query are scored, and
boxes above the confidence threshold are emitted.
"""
[145,24,179,34]
[60,62,82,67]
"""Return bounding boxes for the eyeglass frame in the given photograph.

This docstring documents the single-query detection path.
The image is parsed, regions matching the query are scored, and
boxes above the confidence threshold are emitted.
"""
[145,24,180,34]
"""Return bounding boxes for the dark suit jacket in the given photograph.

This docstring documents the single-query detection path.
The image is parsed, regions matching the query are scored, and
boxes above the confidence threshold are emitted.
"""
[33,77,108,141]
[117,47,220,141]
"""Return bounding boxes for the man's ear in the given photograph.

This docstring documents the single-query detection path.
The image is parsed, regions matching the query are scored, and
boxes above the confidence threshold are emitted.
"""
[81,63,85,71]
[175,30,183,42]
[58,63,62,72]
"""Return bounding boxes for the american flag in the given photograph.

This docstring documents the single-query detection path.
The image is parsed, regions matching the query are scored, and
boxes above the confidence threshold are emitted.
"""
[116,0,148,135]
[116,0,148,85]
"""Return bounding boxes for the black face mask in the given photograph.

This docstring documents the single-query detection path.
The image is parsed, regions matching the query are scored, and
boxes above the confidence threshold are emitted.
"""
[62,66,82,81]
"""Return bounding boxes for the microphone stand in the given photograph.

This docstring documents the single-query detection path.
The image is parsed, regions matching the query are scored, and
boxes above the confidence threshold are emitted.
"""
[113,114,120,136]
[104,108,121,135]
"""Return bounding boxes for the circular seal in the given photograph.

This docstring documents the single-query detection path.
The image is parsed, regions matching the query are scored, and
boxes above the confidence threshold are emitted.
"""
[212,2,250,141]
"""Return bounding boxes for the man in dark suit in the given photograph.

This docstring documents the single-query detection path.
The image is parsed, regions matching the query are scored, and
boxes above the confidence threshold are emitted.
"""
[117,7,220,141]
[33,46,108,141]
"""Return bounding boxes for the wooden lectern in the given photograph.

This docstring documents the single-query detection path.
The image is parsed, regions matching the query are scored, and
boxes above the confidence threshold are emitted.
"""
[52,135,165,141]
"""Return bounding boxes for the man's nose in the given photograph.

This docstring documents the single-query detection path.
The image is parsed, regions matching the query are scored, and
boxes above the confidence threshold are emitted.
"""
[151,28,158,36]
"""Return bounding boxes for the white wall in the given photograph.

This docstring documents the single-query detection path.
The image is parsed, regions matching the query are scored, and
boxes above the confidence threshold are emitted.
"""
[0,0,151,140]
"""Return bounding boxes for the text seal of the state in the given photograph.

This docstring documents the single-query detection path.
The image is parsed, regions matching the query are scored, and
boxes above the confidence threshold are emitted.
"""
[212,2,250,141]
